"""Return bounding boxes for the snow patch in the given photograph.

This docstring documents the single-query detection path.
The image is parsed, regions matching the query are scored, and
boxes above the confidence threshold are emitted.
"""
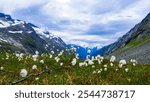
[12,20,25,26]
[0,20,11,28]
[0,38,8,42]
[32,26,56,39]
[9,30,23,34]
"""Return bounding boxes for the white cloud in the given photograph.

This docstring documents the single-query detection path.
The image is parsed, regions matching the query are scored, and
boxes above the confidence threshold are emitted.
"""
[50,30,114,48]
[0,0,46,14]
[0,0,150,48]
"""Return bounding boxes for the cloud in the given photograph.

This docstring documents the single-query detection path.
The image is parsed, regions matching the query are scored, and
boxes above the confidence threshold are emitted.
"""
[0,0,46,14]
[0,0,150,48]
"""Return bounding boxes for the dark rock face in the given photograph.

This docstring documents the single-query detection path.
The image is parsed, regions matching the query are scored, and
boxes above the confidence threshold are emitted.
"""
[0,13,66,54]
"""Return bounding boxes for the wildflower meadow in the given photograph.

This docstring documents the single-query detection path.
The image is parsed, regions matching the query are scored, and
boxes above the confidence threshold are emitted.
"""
[0,47,150,85]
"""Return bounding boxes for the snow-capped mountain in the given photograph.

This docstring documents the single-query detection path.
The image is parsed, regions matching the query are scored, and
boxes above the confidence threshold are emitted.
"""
[0,13,66,53]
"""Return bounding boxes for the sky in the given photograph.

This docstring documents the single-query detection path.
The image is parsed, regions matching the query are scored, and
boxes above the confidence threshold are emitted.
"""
[0,0,150,48]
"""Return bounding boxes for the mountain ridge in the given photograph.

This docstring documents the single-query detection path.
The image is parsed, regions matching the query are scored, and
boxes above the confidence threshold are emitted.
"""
[0,12,66,54]
[93,12,150,64]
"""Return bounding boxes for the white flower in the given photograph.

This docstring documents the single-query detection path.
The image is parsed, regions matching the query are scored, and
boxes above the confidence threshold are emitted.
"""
[32,55,38,61]
[58,52,63,57]
[130,59,137,66]
[71,47,76,52]
[100,56,104,60]
[91,56,95,60]
[71,58,77,66]
[133,63,136,66]
[35,77,39,81]
[0,66,4,70]
[110,56,116,62]
[110,63,113,66]
[98,60,101,64]
[51,51,54,54]
[86,55,90,60]
[92,65,95,68]
[79,62,85,67]
[88,60,94,65]
[104,64,107,68]
[87,49,91,54]
[76,54,79,59]
[20,53,24,58]
[93,71,96,74]
[98,70,101,73]
[84,62,88,67]
[40,60,44,64]
[119,64,123,68]
[116,68,119,72]
[49,54,53,58]
[35,51,39,55]
[119,59,126,65]
[97,55,101,59]
[60,62,63,66]
[16,53,20,57]
[104,68,107,71]
[20,69,28,77]
[55,57,60,62]
[119,59,126,68]
[125,68,129,72]
[32,65,37,70]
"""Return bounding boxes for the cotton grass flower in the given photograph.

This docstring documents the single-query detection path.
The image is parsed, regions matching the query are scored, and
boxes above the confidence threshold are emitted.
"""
[104,68,107,71]
[119,59,126,65]
[49,54,53,58]
[104,64,107,68]
[125,68,129,72]
[0,66,4,70]
[35,51,39,55]
[32,65,37,70]
[79,62,85,67]
[58,51,63,57]
[110,63,113,66]
[119,59,126,68]
[32,55,38,61]
[130,59,138,66]
[51,51,54,54]
[20,69,28,77]
[40,60,44,64]
[76,54,79,59]
[115,68,119,72]
[35,77,39,81]
[71,58,77,66]
[60,62,63,66]
[88,60,94,65]
[93,71,96,74]
[110,56,116,62]
[55,57,60,62]
[97,70,101,74]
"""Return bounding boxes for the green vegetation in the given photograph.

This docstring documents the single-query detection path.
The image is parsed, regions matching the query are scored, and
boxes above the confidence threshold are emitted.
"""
[0,52,150,85]
[110,35,150,56]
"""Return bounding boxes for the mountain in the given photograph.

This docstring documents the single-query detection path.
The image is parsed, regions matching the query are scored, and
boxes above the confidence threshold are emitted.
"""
[67,44,98,59]
[0,13,66,54]
[93,12,150,64]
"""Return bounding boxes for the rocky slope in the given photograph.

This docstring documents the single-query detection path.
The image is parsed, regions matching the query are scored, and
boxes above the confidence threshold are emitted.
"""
[0,13,66,54]
[93,12,150,64]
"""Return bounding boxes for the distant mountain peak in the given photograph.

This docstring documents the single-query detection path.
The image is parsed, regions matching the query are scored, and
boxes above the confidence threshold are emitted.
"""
[0,12,66,53]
